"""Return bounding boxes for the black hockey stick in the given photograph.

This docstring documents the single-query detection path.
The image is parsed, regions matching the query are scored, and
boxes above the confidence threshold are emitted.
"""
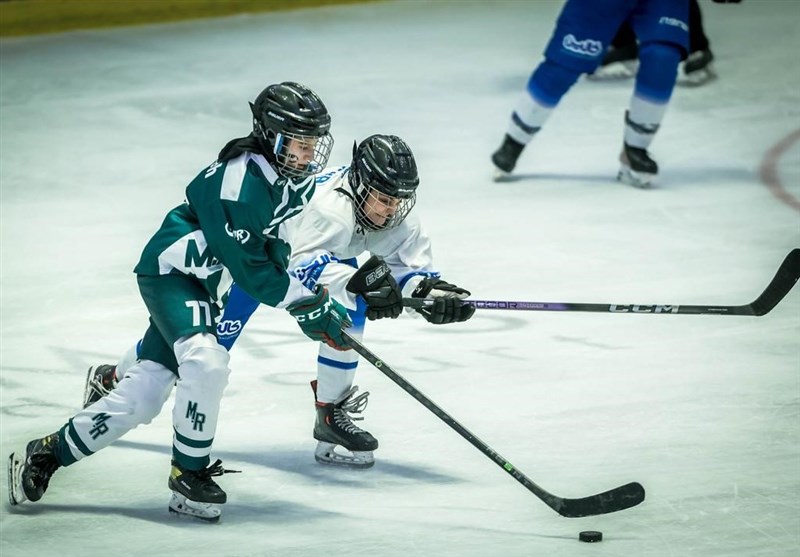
[404,248,800,316]
[342,331,645,518]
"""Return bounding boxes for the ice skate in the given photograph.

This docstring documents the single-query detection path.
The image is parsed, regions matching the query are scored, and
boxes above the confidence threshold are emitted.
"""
[618,142,658,188]
[491,134,525,181]
[312,380,378,469]
[588,44,640,81]
[8,432,61,505]
[83,364,118,408]
[678,49,716,87]
[168,458,239,522]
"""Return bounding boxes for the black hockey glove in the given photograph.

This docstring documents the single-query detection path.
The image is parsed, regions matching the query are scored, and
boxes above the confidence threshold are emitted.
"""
[411,278,475,325]
[346,255,403,321]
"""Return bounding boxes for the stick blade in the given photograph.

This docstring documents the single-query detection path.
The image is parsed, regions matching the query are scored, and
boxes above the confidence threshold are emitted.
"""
[553,481,645,518]
[750,248,800,316]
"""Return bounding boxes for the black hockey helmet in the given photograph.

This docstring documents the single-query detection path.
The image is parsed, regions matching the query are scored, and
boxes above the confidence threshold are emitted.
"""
[250,81,333,181]
[350,134,419,231]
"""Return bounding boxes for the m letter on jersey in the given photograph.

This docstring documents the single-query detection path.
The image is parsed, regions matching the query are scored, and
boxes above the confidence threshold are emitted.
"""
[185,239,218,269]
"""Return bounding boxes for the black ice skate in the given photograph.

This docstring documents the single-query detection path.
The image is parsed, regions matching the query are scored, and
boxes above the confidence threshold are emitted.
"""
[678,49,716,87]
[618,142,659,188]
[588,43,640,81]
[83,364,118,408]
[491,134,526,180]
[8,432,61,505]
[168,459,240,522]
[311,380,378,469]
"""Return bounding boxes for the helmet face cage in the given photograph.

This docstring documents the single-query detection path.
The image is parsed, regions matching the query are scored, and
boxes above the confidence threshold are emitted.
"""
[350,171,417,230]
[269,129,333,181]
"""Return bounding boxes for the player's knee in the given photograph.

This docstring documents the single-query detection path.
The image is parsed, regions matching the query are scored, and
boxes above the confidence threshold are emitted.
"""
[124,361,176,423]
[527,59,581,107]
[174,334,231,394]
[635,42,683,101]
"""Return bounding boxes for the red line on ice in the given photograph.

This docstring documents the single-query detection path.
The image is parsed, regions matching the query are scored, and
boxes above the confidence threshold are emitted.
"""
[759,129,800,213]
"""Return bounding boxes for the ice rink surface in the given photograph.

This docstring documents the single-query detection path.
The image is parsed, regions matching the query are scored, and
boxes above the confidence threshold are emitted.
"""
[1,1,798,556]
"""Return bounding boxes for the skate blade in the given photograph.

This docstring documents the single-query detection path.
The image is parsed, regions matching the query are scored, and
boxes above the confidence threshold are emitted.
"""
[492,167,512,182]
[314,442,375,469]
[587,60,639,81]
[617,166,655,189]
[677,66,717,87]
[168,492,222,522]
[8,452,27,505]
[82,366,97,409]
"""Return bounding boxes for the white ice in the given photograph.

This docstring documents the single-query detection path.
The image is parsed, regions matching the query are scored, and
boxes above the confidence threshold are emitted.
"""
[1,1,798,556]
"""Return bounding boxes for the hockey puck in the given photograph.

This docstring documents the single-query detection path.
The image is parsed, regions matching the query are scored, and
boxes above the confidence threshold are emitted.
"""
[579,531,603,543]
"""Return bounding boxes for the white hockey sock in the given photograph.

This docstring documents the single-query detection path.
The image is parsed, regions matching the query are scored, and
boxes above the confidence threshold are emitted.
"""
[316,367,355,404]
[624,95,668,149]
[315,340,360,403]
[506,92,553,145]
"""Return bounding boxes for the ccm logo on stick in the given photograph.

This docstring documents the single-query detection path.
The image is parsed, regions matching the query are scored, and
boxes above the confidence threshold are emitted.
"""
[609,305,679,313]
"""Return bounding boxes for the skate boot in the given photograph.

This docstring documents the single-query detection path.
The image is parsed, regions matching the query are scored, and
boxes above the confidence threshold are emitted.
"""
[83,364,118,408]
[312,380,378,469]
[8,432,61,505]
[588,43,640,80]
[168,459,240,522]
[678,49,716,87]
[618,142,658,188]
[491,134,526,180]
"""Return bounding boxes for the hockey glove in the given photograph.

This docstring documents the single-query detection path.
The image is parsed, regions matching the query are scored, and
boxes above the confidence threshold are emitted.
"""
[346,255,403,320]
[411,278,476,325]
[287,286,352,351]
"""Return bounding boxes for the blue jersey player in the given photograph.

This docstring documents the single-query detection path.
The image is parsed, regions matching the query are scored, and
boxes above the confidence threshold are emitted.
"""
[491,0,689,188]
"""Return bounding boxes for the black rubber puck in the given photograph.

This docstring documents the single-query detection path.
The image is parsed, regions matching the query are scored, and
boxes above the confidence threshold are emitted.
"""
[579,531,603,543]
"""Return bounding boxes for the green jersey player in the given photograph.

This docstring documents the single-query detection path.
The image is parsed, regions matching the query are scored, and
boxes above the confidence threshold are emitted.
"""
[7,82,349,522]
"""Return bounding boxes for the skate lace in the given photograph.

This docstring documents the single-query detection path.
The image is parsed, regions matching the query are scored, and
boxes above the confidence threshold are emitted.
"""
[332,387,370,435]
[198,459,241,481]
[88,371,115,398]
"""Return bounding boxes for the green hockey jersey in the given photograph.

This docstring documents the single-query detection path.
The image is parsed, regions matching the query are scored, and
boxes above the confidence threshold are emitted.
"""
[134,152,316,308]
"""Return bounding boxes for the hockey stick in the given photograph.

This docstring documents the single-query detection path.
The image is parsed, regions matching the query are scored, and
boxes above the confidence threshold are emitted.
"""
[342,331,645,518]
[404,248,800,316]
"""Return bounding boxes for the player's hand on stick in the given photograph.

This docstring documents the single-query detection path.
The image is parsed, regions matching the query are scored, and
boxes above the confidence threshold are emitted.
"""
[288,286,352,350]
[412,278,475,325]
[346,255,403,320]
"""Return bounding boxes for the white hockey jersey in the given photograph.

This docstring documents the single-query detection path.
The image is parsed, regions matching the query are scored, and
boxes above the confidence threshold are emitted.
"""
[278,165,437,311]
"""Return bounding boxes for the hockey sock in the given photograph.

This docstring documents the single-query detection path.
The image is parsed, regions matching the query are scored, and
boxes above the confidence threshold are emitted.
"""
[625,43,681,149]
[507,59,580,144]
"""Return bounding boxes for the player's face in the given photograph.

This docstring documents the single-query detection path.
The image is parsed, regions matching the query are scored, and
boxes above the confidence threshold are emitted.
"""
[283,137,318,169]
[361,188,401,227]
